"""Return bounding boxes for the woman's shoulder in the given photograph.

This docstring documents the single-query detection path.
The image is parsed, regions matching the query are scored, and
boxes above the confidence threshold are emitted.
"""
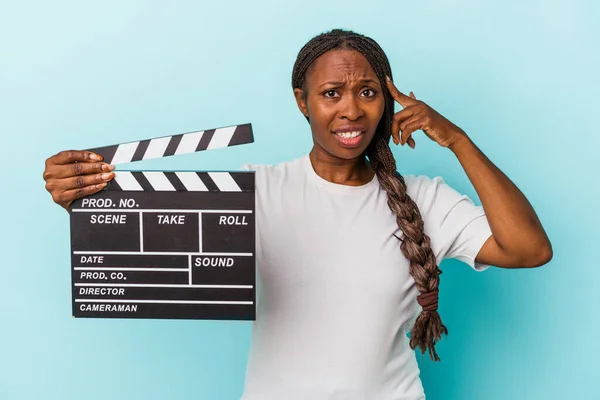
[239,154,309,189]
[401,172,464,208]
[402,173,447,192]
[401,172,477,217]
[240,154,307,175]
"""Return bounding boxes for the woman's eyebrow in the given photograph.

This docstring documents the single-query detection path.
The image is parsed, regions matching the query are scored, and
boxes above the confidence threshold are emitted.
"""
[318,79,380,88]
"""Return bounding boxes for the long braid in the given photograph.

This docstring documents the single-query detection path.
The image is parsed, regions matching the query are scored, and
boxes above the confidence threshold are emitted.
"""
[291,29,448,362]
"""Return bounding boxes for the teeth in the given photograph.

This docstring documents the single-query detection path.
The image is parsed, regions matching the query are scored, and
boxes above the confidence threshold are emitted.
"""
[337,131,362,139]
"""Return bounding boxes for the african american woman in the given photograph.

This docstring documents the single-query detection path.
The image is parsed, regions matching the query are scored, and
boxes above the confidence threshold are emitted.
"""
[42,29,552,400]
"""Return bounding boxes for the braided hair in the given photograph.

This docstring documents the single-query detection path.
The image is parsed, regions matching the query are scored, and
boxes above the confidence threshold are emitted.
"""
[291,29,448,362]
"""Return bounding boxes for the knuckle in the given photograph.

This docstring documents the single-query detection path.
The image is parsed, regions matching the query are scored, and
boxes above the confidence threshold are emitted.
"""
[72,162,83,175]
[51,193,61,204]
[74,176,85,188]
[45,181,55,193]
[42,169,52,181]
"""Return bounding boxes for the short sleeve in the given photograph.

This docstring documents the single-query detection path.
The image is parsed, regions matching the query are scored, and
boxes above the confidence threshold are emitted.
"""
[405,174,493,272]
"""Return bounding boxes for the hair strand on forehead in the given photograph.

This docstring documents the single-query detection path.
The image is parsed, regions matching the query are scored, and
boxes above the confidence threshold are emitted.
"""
[292,28,448,362]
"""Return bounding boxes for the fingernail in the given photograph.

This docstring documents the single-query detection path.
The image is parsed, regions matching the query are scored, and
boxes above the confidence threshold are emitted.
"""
[101,164,115,172]
[90,153,102,161]
[96,183,107,189]
[101,173,112,180]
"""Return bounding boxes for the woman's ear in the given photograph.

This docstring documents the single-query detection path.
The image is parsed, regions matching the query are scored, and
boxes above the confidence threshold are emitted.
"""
[293,88,309,119]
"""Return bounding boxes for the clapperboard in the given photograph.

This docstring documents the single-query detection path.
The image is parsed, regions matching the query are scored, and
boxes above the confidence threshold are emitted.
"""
[69,123,255,321]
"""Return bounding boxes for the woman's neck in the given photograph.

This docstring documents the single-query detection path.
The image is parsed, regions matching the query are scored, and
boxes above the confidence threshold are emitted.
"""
[309,147,375,186]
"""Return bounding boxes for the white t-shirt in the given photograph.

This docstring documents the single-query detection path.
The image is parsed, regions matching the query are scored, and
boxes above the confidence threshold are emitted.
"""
[238,154,492,400]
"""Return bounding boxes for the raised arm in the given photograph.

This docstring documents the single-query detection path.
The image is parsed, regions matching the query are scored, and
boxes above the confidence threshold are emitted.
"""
[386,76,552,269]
[447,135,552,268]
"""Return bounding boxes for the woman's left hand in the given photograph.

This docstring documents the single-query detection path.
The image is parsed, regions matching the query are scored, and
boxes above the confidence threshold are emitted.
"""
[385,76,468,149]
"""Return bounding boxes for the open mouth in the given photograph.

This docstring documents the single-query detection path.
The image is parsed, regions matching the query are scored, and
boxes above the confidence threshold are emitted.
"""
[333,130,365,148]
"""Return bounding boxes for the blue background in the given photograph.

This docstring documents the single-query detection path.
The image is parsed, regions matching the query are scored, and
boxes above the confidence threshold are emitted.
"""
[1,1,598,399]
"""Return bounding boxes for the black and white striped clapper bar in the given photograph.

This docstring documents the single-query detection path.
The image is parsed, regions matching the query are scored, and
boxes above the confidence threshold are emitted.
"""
[69,123,255,320]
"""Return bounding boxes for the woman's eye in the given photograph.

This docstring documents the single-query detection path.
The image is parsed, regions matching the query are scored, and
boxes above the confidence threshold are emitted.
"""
[324,90,338,98]
[362,89,376,97]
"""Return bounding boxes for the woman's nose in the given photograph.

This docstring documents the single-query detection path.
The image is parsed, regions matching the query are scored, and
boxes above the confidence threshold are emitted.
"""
[339,96,364,120]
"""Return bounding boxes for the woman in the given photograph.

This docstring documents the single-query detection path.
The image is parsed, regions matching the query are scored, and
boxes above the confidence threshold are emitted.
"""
[43,29,552,399]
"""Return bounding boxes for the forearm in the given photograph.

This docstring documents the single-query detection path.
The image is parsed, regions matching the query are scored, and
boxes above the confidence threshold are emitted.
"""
[449,132,552,263]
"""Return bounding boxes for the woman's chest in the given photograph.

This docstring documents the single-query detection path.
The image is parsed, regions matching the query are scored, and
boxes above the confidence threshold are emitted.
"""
[254,187,414,302]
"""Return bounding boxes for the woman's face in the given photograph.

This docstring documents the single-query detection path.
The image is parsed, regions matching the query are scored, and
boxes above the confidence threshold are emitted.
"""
[294,49,385,161]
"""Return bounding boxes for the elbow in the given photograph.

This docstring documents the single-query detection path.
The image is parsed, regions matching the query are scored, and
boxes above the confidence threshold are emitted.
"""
[526,242,553,268]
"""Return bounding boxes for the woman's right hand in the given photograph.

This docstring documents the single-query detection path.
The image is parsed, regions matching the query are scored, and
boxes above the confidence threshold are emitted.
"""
[43,150,116,211]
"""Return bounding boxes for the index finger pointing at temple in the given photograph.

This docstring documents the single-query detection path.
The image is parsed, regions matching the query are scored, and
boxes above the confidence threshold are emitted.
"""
[386,76,418,109]
[52,150,103,165]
